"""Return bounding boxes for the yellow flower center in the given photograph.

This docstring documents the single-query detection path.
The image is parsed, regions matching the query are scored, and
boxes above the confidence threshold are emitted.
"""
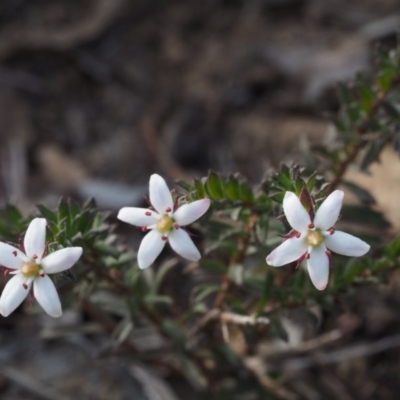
[157,216,174,233]
[306,230,324,247]
[21,261,40,277]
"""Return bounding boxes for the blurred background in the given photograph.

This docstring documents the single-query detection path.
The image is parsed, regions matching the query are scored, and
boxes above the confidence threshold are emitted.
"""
[0,0,400,399]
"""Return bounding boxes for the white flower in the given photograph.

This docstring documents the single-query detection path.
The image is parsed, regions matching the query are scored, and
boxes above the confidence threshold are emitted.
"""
[266,190,370,290]
[118,174,211,269]
[0,218,82,317]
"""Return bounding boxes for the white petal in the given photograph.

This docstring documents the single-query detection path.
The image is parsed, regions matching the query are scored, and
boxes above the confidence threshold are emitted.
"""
[283,192,311,232]
[41,247,82,274]
[324,231,370,257]
[137,229,166,269]
[314,190,344,230]
[168,228,201,261]
[0,242,28,269]
[0,274,31,317]
[307,245,329,290]
[149,174,173,215]
[117,207,159,227]
[266,236,308,266]
[173,199,211,226]
[33,275,62,317]
[24,218,47,260]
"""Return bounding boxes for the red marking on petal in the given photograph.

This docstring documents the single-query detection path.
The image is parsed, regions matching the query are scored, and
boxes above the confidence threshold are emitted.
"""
[308,223,315,229]
[39,272,45,277]
[173,223,179,229]
[161,235,168,241]
[142,226,148,232]
[12,251,17,257]
[326,249,333,267]
[329,228,335,235]
[295,251,309,269]
[32,254,38,260]
[165,207,172,213]
[145,211,152,216]
[283,231,301,240]
[23,283,28,290]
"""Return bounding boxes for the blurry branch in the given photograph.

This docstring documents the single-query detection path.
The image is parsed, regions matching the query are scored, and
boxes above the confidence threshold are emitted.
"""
[0,366,70,400]
[328,77,400,194]
[265,329,343,357]
[244,358,299,400]
[0,0,126,58]
[214,213,258,308]
[282,333,400,371]
[140,117,191,182]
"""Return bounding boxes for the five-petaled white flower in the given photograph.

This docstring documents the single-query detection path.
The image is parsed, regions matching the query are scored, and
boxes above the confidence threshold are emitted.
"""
[266,190,370,290]
[118,174,211,269]
[0,218,82,317]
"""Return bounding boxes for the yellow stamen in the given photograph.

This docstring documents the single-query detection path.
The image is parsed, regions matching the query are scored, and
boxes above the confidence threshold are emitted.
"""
[21,261,40,277]
[157,216,174,233]
[306,230,324,247]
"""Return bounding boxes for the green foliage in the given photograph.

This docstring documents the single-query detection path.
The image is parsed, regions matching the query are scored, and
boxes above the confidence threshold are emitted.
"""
[0,43,400,399]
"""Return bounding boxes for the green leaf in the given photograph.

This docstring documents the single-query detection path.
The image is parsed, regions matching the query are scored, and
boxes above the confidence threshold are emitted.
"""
[228,264,244,285]
[381,101,400,120]
[200,259,227,273]
[299,186,314,217]
[341,204,390,229]
[175,180,194,192]
[37,204,58,225]
[68,198,80,220]
[225,175,240,201]
[341,181,376,205]
[238,182,254,203]
[152,259,177,294]
[194,178,206,199]
[191,284,220,303]
[205,171,224,200]
[269,317,288,342]
[57,198,69,223]
[143,294,173,306]
[93,243,120,258]
[360,138,389,172]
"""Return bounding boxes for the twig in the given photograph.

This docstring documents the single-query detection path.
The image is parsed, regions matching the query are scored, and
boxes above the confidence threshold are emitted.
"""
[327,80,399,194]
[265,329,343,357]
[189,309,270,337]
[213,213,258,308]
[244,357,299,400]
